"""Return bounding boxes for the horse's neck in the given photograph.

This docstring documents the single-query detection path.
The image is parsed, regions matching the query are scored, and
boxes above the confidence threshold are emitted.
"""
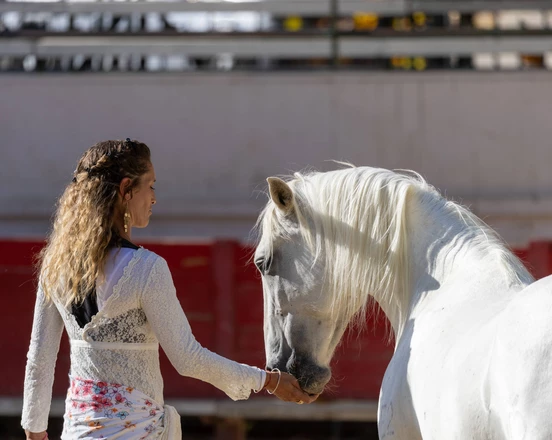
[408,203,476,290]
[378,197,527,341]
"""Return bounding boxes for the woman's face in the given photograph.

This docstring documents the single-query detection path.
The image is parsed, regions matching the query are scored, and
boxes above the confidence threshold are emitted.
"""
[126,163,156,229]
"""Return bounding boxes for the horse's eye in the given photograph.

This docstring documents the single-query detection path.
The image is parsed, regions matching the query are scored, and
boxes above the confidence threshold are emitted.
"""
[255,256,272,274]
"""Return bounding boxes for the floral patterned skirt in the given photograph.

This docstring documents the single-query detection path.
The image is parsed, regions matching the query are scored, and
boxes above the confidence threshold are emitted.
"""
[62,376,180,439]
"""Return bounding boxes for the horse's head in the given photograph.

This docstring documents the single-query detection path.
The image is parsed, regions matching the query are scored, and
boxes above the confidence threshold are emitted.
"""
[255,176,351,395]
[256,166,534,397]
[256,168,417,395]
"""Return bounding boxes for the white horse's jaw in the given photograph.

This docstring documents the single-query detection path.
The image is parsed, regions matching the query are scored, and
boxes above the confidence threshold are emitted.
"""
[265,314,338,395]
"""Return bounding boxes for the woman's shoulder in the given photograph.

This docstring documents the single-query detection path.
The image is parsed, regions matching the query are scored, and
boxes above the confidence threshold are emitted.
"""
[130,247,173,291]
[133,247,169,272]
[117,247,171,291]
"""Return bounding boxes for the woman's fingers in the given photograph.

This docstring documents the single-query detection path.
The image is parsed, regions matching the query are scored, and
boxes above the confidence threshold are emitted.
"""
[274,372,317,404]
[265,370,321,404]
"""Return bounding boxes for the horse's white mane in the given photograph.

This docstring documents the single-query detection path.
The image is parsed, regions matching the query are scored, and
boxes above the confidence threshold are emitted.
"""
[257,166,533,338]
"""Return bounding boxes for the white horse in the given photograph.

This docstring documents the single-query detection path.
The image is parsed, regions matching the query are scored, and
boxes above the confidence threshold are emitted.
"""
[254,165,552,439]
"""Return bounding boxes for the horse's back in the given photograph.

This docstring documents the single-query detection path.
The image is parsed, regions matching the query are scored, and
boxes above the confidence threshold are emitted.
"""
[488,274,552,439]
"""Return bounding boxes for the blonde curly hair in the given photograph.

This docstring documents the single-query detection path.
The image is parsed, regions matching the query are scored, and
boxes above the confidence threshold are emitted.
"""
[37,139,151,307]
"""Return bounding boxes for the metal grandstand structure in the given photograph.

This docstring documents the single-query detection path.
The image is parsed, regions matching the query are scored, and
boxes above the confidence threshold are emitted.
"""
[1,0,552,13]
[1,0,552,71]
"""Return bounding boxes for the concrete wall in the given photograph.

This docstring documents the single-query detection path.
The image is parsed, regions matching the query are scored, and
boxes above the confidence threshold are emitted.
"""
[2,71,552,246]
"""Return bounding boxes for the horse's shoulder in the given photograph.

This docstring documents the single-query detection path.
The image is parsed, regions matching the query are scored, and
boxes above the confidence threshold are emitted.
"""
[512,274,552,303]
[487,278,552,409]
[497,276,552,343]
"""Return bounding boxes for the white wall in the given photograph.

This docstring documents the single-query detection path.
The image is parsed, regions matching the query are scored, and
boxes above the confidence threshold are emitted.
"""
[2,71,552,246]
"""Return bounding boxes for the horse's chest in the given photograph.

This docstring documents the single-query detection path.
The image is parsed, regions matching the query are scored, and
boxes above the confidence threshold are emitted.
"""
[379,318,495,440]
[379,346,422,440]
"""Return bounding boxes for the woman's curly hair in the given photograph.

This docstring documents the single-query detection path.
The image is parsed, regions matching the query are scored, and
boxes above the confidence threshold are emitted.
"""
[37,139,151,306]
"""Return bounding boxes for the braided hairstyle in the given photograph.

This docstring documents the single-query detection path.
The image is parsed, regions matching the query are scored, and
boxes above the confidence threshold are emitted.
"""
[38,139,151,306]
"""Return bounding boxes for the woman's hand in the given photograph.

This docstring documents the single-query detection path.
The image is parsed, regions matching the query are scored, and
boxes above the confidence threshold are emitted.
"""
[25,430,47,440]
[264,370,319,404]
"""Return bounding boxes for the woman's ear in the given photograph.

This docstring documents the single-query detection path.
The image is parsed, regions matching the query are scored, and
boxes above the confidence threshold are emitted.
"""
[119,177,132,200]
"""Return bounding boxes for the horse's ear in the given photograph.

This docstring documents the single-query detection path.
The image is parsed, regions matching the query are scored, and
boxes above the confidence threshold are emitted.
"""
[267,177,294,212]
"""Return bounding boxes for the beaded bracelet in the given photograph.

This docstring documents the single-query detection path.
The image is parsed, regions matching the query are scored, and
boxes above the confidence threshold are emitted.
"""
[266,368,281,395]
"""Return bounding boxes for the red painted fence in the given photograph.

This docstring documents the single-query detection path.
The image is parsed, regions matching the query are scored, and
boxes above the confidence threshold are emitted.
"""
[1,239,551,401]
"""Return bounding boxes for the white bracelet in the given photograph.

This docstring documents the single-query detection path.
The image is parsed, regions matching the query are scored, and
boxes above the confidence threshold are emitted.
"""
[266,368,281,395]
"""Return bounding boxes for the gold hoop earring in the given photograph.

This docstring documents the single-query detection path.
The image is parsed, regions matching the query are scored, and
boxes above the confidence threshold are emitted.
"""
[124,206,131,234]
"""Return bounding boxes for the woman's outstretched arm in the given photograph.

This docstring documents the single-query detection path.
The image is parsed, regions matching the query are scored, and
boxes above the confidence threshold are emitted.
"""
[141,256,313,403]
[21,284,64,436]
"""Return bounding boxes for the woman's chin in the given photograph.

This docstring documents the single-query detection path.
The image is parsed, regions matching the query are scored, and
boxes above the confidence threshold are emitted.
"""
[133,221,149,229]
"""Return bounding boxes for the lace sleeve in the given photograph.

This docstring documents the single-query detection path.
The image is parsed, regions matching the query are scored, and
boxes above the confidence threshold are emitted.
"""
[21,284,64,432]
[141,257,265,401]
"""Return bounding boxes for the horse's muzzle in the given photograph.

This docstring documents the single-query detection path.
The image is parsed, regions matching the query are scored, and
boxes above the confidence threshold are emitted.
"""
[268,352,331,395]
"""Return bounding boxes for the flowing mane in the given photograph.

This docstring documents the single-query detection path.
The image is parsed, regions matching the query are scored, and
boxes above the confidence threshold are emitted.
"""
[256,166,533,338]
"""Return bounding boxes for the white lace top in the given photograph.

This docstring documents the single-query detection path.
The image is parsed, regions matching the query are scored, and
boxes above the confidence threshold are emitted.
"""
[21,247,266,433]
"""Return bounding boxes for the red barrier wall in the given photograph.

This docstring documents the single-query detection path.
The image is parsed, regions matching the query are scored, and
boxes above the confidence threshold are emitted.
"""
[2,239,550,401]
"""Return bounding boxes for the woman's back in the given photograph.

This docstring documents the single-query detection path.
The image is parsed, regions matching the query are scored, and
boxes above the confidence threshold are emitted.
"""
[58,248,163,402]
[22,139,315,440]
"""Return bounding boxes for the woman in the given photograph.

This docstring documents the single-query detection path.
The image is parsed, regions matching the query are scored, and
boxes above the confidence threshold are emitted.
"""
[22,139,315,440]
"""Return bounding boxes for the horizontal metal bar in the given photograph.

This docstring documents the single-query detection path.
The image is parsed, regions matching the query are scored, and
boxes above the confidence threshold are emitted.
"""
[0,0,331,14]
[3,34,552,57]
[410,0,552,13]
[339,0,409,14]
[0,38,33,54]
[339,0,552,14]
[338,29,552,38]
[340,35,552,56]
[0,35,331,56]
[5,29,552,39]
[203,398,379,421]
[3,31,330,38]
[0,397,379,421]
[2,0,552,15]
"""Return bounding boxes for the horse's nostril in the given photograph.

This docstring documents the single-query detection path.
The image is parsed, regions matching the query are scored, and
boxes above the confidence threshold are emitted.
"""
[286,356,298,376]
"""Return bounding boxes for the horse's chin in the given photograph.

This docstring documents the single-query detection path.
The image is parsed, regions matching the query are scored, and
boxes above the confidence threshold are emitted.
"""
[284,353,332,396]
[296,370,331,396]
[300,382,326,396]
